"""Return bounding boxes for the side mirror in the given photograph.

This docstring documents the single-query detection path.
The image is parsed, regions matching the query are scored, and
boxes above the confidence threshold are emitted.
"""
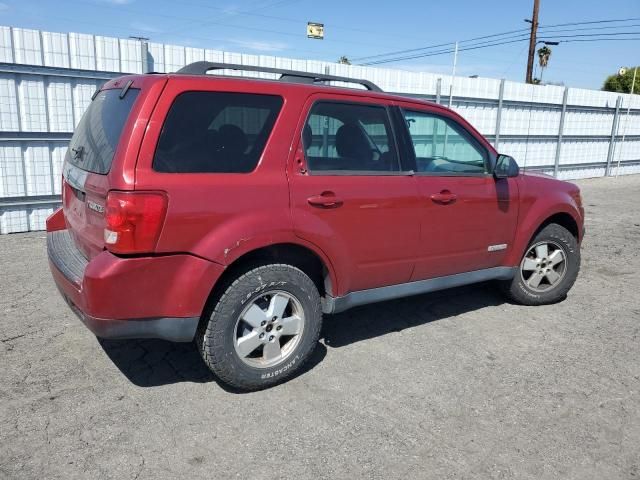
[494,154,520,179]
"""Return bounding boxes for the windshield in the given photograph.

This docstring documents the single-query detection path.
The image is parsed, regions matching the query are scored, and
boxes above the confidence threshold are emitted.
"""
[67,88,140,174]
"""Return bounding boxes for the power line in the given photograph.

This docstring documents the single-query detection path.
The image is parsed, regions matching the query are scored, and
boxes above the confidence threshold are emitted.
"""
[362,31,640,66]
[353,16,640,65]
[539,17,640,29]
[363,38,532,66]
[537,23,640,34]
[352,28,530,62]
[539,31,640,39]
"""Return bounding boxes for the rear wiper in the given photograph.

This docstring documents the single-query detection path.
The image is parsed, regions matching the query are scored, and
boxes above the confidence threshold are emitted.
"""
[119,80,133,99]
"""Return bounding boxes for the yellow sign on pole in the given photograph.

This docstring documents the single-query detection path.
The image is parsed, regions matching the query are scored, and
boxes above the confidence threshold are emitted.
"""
[307,22,324,40]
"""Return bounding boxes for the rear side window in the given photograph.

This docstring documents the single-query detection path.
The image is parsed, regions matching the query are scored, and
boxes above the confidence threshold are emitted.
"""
[153,92,283,173]
[302,101,400,173]
[67,88,140,174]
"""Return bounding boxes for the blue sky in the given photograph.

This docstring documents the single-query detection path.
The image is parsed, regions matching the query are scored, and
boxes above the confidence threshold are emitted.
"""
[1,0,638,89]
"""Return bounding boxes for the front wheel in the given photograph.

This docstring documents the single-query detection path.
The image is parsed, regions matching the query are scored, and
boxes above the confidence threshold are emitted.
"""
[197,264,322,391]
[501,223,580,306]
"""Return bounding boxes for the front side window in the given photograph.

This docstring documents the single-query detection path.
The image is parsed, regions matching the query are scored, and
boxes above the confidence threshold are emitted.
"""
[302,102,399,173]
[403,109,487,175]
[153,92,283,173]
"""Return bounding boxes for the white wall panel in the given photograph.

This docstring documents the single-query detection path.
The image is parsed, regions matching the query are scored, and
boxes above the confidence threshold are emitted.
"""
[28,206,54,231]
[119,38,142,74]
[561,140,610,165]
[0,142,25,197]
[42,31,69,68]
[12,28,42,65]
[564,110,613,137]
[68,32,96,70]
[558,166,606,180]
[500,105,561,136]
[95,36,119,72]
[0,26,14,62]
[0,208,29,234]
[185,47,205,65]
[451,102,498,135]
[164,44,185,72]
[205,49,224,64]
[617,112,640,137]
[47,80,74,131]
[24,142,52,195]
[0,74,19,131]
[18,78,48,131]
[499,139,558,167]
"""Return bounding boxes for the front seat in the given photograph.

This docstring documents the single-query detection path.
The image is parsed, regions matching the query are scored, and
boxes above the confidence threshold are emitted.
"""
[335,123,372,169]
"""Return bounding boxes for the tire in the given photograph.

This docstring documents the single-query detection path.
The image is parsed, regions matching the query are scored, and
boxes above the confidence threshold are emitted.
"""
[501,223,580,306]
[197,264,322,391]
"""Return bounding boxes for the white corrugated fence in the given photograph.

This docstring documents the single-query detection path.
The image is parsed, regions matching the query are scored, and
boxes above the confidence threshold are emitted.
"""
[1,26,639,233]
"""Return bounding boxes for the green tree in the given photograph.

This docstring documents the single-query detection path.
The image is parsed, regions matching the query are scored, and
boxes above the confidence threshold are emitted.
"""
[603,67,640,94]
[337,56,351,65]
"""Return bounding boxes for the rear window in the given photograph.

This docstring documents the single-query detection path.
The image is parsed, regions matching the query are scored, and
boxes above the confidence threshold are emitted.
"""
[67,88,140,174]
[153,92,283,173]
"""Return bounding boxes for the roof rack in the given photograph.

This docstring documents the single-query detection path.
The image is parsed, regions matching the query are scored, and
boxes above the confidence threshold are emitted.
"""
[175,61,382,92]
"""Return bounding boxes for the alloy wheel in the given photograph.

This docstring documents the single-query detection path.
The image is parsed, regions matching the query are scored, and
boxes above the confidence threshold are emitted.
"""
[233,290,305,368]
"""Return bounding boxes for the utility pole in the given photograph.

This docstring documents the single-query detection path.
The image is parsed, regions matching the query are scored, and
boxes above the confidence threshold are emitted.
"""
[525,0,540,84]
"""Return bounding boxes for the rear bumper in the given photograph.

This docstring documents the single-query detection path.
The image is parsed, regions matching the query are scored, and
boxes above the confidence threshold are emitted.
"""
[47,229,224,342]
[59,289,198,341]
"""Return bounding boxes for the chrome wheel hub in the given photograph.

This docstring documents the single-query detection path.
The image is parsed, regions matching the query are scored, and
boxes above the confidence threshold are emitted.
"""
[233,290,304,368]
[520,241,567,292]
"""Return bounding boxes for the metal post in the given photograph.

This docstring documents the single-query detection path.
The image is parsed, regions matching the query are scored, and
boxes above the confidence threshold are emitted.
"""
[47,142,56,195]
[494,79,505,150]
[118,39,123,73]
[605,96,622,176]
[66,32,73,69]
[38,30,46,66]
[553,87,569,178]
[448,41,458,108]
[615,66,638,178]
[8,26,15,63]
[141,40,150,73]
[435,78,442,104]
[92,35,98,71]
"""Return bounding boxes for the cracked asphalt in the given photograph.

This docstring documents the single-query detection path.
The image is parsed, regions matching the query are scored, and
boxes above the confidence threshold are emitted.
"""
[1,174,639,480]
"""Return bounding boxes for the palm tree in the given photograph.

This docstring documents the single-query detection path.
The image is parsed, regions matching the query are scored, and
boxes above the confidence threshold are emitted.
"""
[537,46,552,83]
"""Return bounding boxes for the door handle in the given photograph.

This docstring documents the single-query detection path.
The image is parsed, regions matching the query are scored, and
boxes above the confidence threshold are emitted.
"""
[307,192,344,209]
[430,190,457,205]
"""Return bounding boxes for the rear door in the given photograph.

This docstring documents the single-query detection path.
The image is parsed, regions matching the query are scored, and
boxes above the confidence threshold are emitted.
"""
[288,94,421,295]
[62,85,142,259]
[62,76,166,259]
[396,104,519,280]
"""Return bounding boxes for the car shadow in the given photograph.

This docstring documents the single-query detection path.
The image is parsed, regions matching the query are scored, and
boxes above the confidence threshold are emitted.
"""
[98,334,327,392]
[321,282,505,348]
[98,282,504,390]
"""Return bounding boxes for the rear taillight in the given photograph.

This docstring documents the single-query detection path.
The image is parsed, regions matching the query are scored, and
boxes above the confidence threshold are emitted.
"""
[104,191,167,254]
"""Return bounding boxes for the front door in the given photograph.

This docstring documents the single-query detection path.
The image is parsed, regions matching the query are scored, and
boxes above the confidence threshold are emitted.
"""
[397,105,519,281]
[288,96,421,295]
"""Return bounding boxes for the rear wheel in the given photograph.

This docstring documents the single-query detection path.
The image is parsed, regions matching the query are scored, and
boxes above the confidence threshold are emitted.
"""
[501,223,580,305]
[197,264,322,391]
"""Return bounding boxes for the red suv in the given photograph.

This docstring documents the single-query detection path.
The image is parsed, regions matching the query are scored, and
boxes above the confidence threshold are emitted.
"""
[47,62,584,390]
